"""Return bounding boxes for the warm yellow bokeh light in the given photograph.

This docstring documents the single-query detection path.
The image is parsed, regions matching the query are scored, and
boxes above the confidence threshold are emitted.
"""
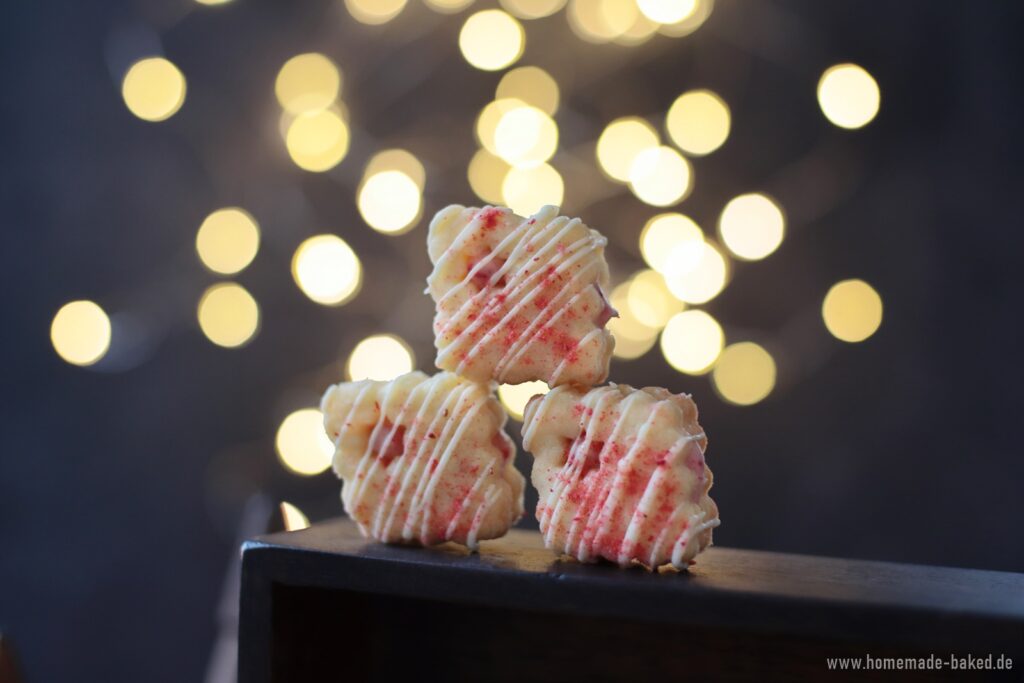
[196,0,232,5]
[496,66,560,115]
[500,0,566,19]
[365,149,426,189]
[817,63,880,129]
[718,193,785,261]
[345,0,408,24]
[494,105,559,167]
[426,0,474,13]
[666,90,730,156]
[275,53,341,115]
[608,280,659,359]
[347,334,415,381]
[468,149,512,205]
[637,0,695,24]
[658,0,712,36]
[663,241,728,304]
[822,279,883,343]
[50,300,112,367]
[640,213,704,274]
[498,381,550,420]
[197,283,260,348]
[628,145,693,207]
[476,98,526,155]
[615,12,660,45]
[195,208,260,275]
[285,109,350,172]
[596,117,659,182]
[358,171,423,235]
[280,501,311,531]
[276,408,334,476]
[627,270,684,328]
[567,0,638,43]
[459,10,525,71]
[502,163,564,216]
[660,309,724,375]
[712,342,776,406]
[291,234,362,306]
[121,57,186,122]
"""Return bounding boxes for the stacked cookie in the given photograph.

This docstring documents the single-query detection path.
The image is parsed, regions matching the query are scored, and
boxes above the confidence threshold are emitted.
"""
[320,204,719,569]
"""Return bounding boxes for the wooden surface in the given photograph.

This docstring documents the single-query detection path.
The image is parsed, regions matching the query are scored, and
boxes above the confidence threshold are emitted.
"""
[239,517,1024,682]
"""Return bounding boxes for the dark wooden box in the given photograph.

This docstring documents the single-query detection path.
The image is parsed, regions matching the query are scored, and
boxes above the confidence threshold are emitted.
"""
[239,518,1024,681]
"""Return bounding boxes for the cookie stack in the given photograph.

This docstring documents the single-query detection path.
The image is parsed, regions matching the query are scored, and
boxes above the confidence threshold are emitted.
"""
[320,204,719,570]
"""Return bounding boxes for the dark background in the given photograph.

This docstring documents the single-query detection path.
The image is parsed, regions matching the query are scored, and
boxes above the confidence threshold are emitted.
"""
[2,0,1023,681]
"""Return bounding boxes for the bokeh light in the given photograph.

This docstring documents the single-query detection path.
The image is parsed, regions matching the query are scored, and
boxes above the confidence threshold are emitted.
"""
[345,0,408,24]
[280,501,311,531]
[358,170,423,234]
[285,108,350,172]
[608,280,660,359]
[500,0,566,19]
[615,12,660,46]
[822,279,883,342]
[197,283,260,348]
[567,0,638,43]
[121,57,186,122]
[596,117,659,182]
[666,89,731,156]
[50,300,112,367]
[502,163,564,216]
[459,10,525,71]
[494,105,558,167]
[365,149,426,189]
[195,208,260,275]
[627,269,684,328]
[426,0,474,12]
[347,334,415,381]
[628,145,693,207]
[660,309,724,374]
[817,63,880,129]
[476,98,526,154]
[640,213,704,274]
[498,381,550,420]
[496,66,560,115]
[718,193,785,261]
[637,0,696,25]
[291,235,362,306]
[712,342,776,406]
[468,149,512,204]
[658,0,712,36]
[275,53,342,114]
[663,240,728,304]
[276,408,334,476]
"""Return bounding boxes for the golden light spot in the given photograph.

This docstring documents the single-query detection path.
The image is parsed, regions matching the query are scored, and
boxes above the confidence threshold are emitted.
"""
[459,10,525,71]
[628,145,693,207]
[50,300,111,367]
[663,241,728,304]
[640,213,704,274]
[364,149,426,189]
[608,280,659,359]
[499,0,566,19]
[196,0,232,5]
[822,279,883,342]
[344,0,408,24]
[274,53,341,114]
[195,208,260,275]
[276,408,334,476]
[615,12,660,45]
[658,0,712,36]
[502,163,564,216]
[358,171,423,234]
[637,0,695,25]
[280,501,311,531]
[712,342,776,406]
[476,98,526,155]
[496,66,560,115]
[494,105,559,167]
[285,109,350,172]
[292,235,362,306]
[426,0,474,13]
[121,57,186,122]
[567,0,637,43]
[596,117,659,182]
[660,309,723,374]
[718,193,785,261]
[627,270,684,328]
[347,334,415,381]
[817,63,880,129]
[197,283,260,348]
[666,90,730,156]
[468,149,512,205]
[498,381,550,421]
